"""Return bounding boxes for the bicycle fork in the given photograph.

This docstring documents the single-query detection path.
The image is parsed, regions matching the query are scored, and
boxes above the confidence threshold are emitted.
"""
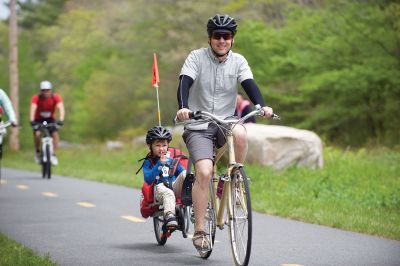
[41,137,53,162]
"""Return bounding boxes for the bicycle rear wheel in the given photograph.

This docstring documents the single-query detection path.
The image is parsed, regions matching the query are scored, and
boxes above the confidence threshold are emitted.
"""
[229,167,252,266]
[153,214,167,245]
[198,183,216,259]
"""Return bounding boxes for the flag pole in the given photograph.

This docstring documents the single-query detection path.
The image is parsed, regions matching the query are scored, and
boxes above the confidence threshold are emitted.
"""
[152,52,161,126]
[155,85,161,126]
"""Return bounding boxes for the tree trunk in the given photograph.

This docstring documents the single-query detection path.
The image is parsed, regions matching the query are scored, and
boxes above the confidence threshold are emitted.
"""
[9,0,19,151]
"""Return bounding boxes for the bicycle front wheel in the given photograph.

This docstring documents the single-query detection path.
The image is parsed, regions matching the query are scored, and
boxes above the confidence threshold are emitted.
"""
[229,167,252,266]
[45,144,51,179]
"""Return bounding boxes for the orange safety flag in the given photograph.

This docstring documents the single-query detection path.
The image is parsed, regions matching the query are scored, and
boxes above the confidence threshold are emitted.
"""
[152,52,160,87]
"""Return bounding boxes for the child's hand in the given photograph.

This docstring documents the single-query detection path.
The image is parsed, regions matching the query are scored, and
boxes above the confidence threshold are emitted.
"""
[160,152,168,164]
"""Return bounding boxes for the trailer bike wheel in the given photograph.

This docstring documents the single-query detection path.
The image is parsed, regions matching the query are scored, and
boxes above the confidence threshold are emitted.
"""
[153,214,167,245]
[180,205,191,238]
[229,167,252,266]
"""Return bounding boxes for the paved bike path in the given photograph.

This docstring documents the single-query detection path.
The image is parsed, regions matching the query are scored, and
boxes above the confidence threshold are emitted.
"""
[0,168,399,266]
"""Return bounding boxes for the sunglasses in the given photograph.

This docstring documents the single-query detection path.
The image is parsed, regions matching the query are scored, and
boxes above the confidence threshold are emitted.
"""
[211,32,233,41]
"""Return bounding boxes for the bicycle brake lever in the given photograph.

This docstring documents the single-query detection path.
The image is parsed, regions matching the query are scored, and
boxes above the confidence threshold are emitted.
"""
[272,113,281,120]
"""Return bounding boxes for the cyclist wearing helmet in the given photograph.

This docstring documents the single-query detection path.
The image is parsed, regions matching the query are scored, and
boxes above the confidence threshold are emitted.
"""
[30,80,65,165]
[0,88,18,127]
[142,126,186,229]
[175,14,274,251]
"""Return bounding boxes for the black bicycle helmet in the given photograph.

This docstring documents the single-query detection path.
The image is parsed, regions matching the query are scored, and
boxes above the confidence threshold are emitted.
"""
[146,126,172,144]
[207,14,237,37]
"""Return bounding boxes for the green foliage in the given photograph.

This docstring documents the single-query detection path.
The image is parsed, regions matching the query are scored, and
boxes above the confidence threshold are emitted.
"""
[18,0,65,29]
[0,0,399,146]
[235,1,400,146]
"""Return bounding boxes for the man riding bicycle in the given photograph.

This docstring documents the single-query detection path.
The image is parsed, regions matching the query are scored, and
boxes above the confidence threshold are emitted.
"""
[30,80,65,165]
[175,14,274,252]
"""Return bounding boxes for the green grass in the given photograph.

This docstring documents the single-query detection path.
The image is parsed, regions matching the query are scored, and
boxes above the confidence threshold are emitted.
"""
[3,144,400,240]
[0,233,57,266]
[248,147,400,240]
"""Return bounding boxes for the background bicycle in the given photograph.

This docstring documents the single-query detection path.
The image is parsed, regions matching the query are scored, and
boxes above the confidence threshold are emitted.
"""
[0,121,11,182]
[178,105,279,266]
[32,121,61,179]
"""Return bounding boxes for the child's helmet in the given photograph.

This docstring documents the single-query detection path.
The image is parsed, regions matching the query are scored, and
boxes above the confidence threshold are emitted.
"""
[146,126,172,144]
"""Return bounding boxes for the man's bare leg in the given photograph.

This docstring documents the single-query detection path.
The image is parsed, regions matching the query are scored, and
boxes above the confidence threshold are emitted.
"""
[233,124,248,164]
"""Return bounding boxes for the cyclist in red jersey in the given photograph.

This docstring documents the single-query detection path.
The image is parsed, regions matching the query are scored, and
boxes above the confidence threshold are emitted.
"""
[29,81,65,165]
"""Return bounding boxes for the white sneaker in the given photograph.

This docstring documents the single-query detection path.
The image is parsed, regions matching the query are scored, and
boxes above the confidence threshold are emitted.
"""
[34,152,41,164]
[165,213,178,228]
[50,155,58,166]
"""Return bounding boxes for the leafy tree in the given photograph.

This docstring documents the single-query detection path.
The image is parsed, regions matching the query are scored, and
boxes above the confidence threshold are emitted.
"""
[18,0,65,29]
[236,1,400,146]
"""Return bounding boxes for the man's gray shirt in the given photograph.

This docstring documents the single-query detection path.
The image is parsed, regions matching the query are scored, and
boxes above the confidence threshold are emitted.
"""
[180,47,253,130]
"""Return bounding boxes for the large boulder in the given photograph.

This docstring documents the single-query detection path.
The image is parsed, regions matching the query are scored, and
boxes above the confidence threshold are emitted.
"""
[245,124,323,170]
[171,124,323,170]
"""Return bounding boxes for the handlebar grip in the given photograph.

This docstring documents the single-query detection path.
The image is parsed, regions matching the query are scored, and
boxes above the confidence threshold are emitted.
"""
[189,111,203,120]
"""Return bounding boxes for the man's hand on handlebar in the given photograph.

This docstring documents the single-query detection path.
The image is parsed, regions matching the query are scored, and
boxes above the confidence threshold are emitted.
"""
[260,106,273,119]
[176,108,192,122]
[56,120,64,127]
[30,121,39,130]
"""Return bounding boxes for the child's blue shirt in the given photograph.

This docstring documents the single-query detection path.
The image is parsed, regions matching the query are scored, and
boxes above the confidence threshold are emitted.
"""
[143,157,185,185]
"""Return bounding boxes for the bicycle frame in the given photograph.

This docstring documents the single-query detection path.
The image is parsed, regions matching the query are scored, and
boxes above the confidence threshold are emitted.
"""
[188,107,266,227]
[41,128,53,163]
[213,129,238,228]
[36,121,58,179]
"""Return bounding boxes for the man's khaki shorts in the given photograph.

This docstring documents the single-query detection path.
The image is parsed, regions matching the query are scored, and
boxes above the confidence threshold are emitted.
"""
[182,123,227,164]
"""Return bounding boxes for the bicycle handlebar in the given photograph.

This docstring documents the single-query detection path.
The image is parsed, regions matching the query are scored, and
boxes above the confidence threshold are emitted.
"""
[0,121,11,129]
[175,104,280,126]
[32,121,62,130]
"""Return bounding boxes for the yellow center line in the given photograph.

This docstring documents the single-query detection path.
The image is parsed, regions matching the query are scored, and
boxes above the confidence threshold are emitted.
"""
[121,215,145,223]
[0,179,7,184]
[16,184,29,190]
[42,192,58,198]
[77,202,96,208]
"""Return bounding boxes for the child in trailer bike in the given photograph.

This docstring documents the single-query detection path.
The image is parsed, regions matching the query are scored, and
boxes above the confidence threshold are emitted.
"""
[142,126,187,229]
